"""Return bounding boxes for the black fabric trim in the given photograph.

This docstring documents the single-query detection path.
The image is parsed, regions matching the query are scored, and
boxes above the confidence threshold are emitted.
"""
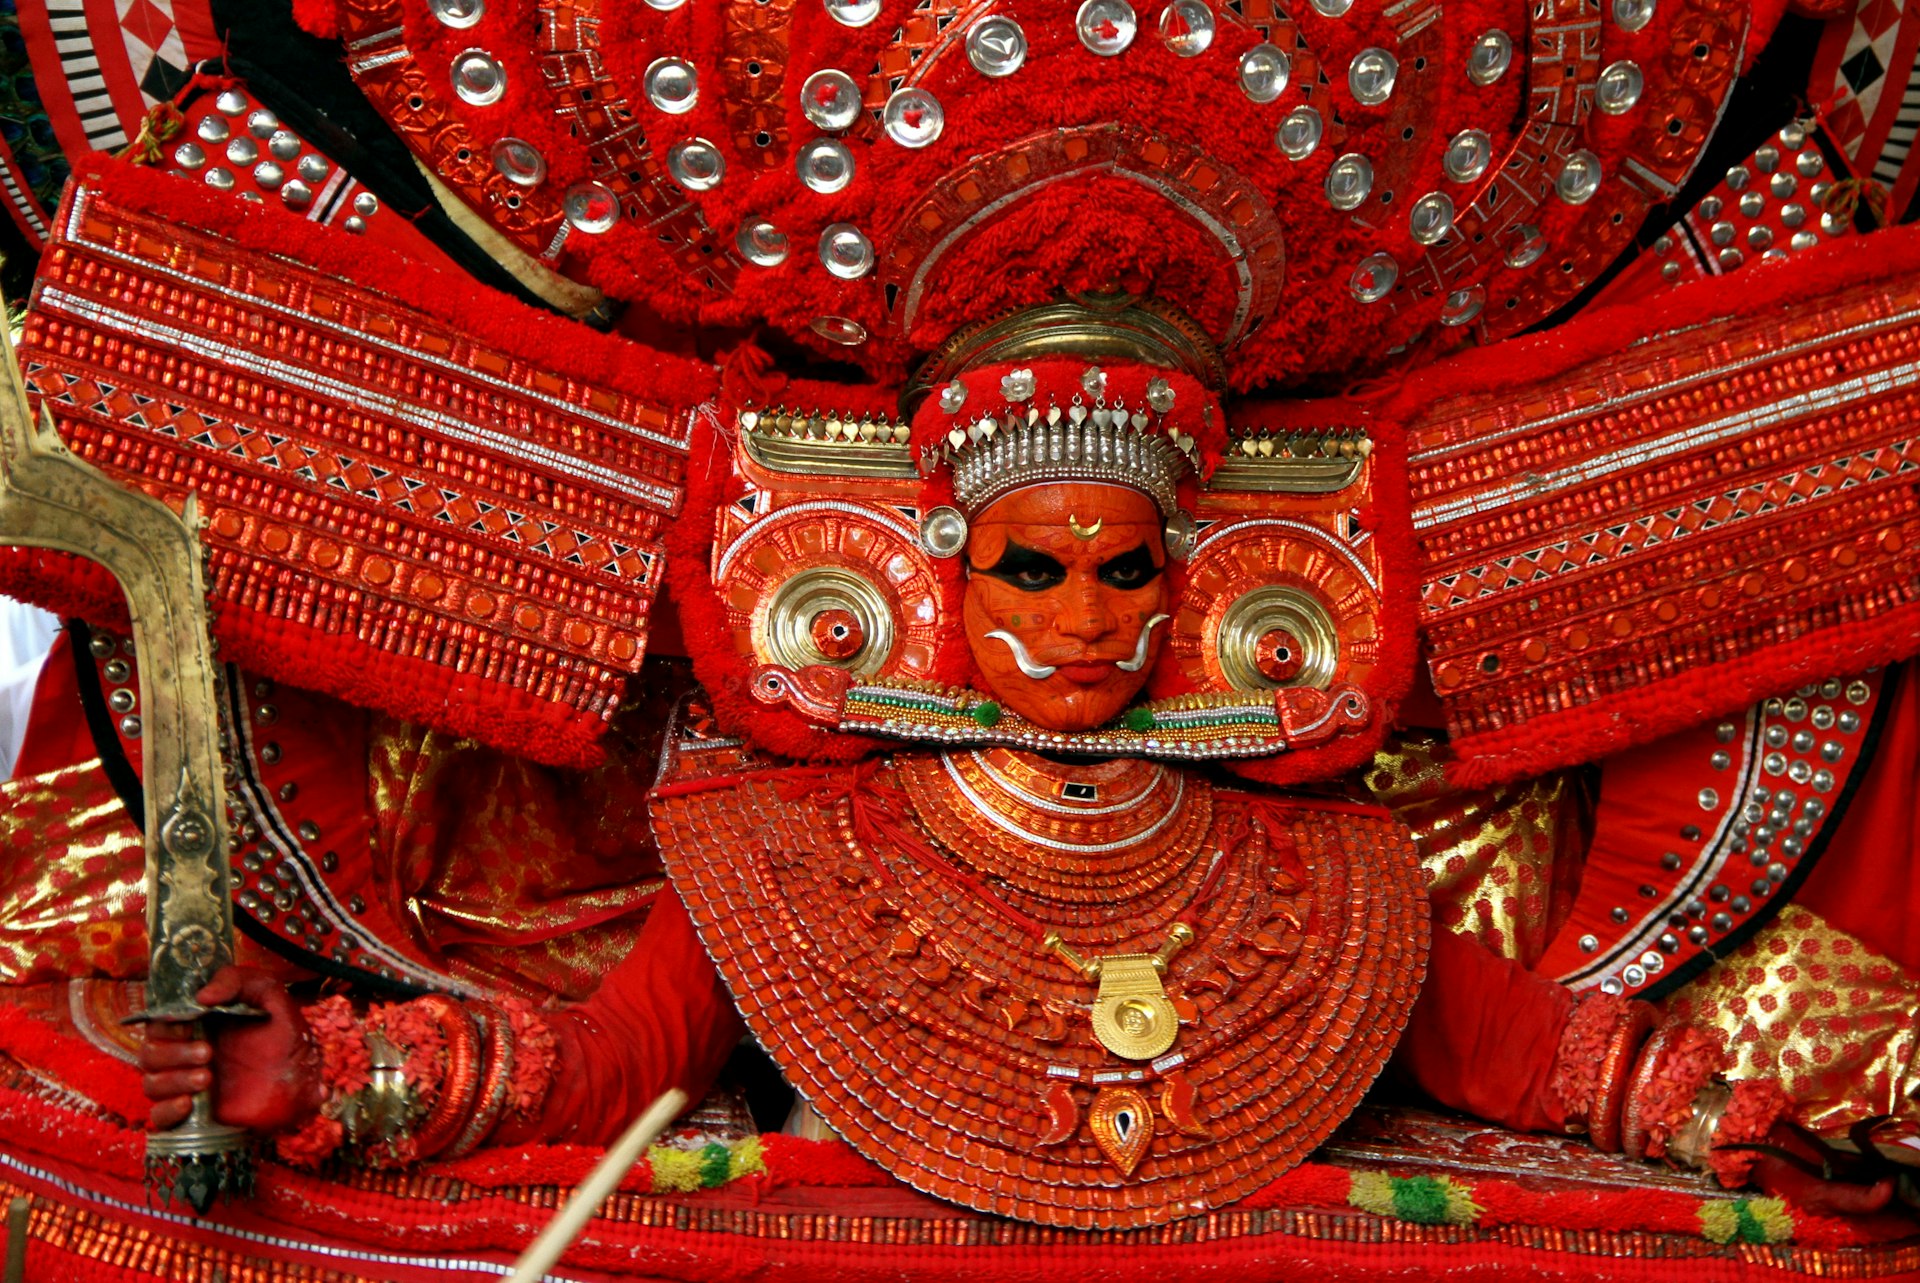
[66,619,144,829]
[1640,666,1902,1002]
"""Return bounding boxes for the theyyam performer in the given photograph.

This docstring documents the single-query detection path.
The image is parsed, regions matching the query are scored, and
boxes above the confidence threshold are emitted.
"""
[0,0,1910,1276]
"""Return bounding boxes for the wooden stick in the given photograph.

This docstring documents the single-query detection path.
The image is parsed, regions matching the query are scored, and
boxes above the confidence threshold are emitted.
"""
[3,1196,27,1283]
[503,1087,689,1283]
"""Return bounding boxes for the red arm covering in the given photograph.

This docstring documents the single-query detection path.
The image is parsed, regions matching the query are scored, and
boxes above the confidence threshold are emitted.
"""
[1392,925,1576,1134]
[498,886,744,1147]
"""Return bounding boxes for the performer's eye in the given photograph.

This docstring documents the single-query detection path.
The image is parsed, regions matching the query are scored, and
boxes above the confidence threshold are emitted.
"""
[1099,545,1162,590]
[984,543,1066,591]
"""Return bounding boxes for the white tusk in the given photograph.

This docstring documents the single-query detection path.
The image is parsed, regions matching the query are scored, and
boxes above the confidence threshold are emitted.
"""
[984,630,1057,679]
[1116,614,1170,673]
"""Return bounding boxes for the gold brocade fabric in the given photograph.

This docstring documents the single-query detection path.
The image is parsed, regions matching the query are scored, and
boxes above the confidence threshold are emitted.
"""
[1667,907,1920,1138]
[1363,732,1593,968]
[367,704,670,1003]
[0,760,146,984]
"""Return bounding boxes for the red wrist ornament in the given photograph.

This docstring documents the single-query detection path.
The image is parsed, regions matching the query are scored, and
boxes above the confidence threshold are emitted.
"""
[1622,1023,1726,1163]
[1548,992,1655,1149]
[1707,1078,1793,1189]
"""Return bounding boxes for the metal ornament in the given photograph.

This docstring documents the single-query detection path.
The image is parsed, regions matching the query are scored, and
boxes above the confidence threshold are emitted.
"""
[643,57,699,114]
[668,139,726,191]
[800,70,862,131]
[1076,0,1138,56]
[920,506,969,558]
[1596,61,1645,114]
[1239,44,1291,103]
[0,310,249,1212]
[797,139,855,193]
[1467,31,1512,85]
[967,15,1028,76]
[1350,252,1398,303]
[1275,106,1321,160]
[1441,129,1491,182]
[883,88,945,148]
[491,138,547,187]
[1088,1086,1155,1175]
[1158,0,1214,56]
[1325,153,1374,210]
[819,223,875,278]
[737,221,790,266]
[1047,923,1194,1062]
[564,182,620,233]
[1347,49,1398,106]
[1163,509,1197,560]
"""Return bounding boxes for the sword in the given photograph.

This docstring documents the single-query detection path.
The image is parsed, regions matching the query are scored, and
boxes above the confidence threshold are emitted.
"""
[0,304,252,1212]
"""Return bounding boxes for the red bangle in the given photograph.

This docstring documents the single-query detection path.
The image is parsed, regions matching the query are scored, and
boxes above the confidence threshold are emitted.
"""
[1548,992,1627,1130]
[1589,1002,1657,1153]
[441,1003,516,1159]
[409,995,483,1161]
[1708,1078,1792,1189]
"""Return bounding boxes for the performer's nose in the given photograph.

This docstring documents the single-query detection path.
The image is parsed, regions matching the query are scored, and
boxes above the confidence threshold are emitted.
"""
[1060,575,1114,642]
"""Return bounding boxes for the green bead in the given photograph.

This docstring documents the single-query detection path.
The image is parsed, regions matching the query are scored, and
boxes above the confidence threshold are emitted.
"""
[970,702,1001,728]
[1123,707,1154,732]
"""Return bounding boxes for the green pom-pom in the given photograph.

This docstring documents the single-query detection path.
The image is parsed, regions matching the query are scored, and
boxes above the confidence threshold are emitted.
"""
[1123,707,1155,732]
[970,701,1001,728]
[698,1142,733,1188]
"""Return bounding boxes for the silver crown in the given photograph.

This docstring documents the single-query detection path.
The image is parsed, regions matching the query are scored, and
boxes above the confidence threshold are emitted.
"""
[943,407,1192,517]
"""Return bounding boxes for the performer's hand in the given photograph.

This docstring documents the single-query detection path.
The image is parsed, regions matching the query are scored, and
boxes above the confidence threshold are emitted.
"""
[138,966,323,1134]
[1749,1120,1898,1217]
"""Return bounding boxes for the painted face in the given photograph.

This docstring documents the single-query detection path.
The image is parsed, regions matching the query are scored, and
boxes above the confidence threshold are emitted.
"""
[963,482,1170,732]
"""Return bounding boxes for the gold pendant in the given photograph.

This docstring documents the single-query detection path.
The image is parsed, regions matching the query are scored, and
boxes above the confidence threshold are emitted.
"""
[1088,1085,1154,1175]
[1088,955,1180,1060]
[1045,921,1195,1062]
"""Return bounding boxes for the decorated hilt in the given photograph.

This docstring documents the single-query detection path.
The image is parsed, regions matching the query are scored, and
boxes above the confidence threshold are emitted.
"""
[0,305,252,1212]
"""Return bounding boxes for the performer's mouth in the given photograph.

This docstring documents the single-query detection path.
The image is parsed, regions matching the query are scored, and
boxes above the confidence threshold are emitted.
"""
[1053,661,1118,685]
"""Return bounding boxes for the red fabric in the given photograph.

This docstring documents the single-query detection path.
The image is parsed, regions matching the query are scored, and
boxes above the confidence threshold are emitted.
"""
[11,631,94,779]
[1391,926,1576,1134]
[1795,664,1920,972]
[498,887,742,1148]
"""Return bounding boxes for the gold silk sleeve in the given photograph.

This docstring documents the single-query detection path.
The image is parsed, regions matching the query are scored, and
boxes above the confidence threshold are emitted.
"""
[1364,732,1594,969]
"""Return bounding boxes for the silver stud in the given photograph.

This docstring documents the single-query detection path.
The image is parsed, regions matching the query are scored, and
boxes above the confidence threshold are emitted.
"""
[819,223,874,278]
[1348,48,1398,106]
[196,114,230,144]
[1780,203,1806,228]
[1325,152,1373,210]
[921,507,969,558]
[668,139,726,191]
[298,154,329,183]
[108,688,135,714]
[1595,61,1643,114]
[103,658,130,683]
[121,715,142,739]
[800,69,861,130]
[227,137,259,166]
[216,89,248,116]
[1600,976,1624,995]
[1077,0,1138,55]
[810,315,868,346]
[563,181,621,232]
[737,221,790,266]
[452,49,506,106]
[1612,0,1655,30]
[824,0,880,25]
[1698,787,1720,810]
[797,139,855,193]
[1504,224,1545,268]
[254,160,286,191]
[883,88,944,147]
[204,167,235,192]
[1556,149,1603,204]
[353,190,380,217]
[1796,148,1824,178]
[1837,709,1861,732]
[1755,144,1780,174]
[1349,252,1397,303]
[1578,933,1599,953]
[1820,209,1849,235]
[429,0,485,25]
[1770,172,1796,199]
[1240,43,1291,103]
[1408,192,1454,244]
[1442,129,1491,182]
[1159,0,1214,55]
[1275,105,1321,159]
[491,138,546,186]
[174,142,205,170]
[967,16,1027,76]
[1710,750,1731,770]
[247,108,279,139]
[1310,0,1352,15]
[1748,225,1773,250]
[281,179,313,208]
[1623,964,1646,987]
[1468,30,1512,85]
[644,57,698,114]
[1725,165,1751,191]
[1739,190,1765,217]
[1439,286,1484,326]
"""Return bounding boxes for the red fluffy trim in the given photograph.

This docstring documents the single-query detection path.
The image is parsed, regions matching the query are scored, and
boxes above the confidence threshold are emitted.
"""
[291,0,342,41]
[0,1003,147,1125]
[1446,599,1920,789]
